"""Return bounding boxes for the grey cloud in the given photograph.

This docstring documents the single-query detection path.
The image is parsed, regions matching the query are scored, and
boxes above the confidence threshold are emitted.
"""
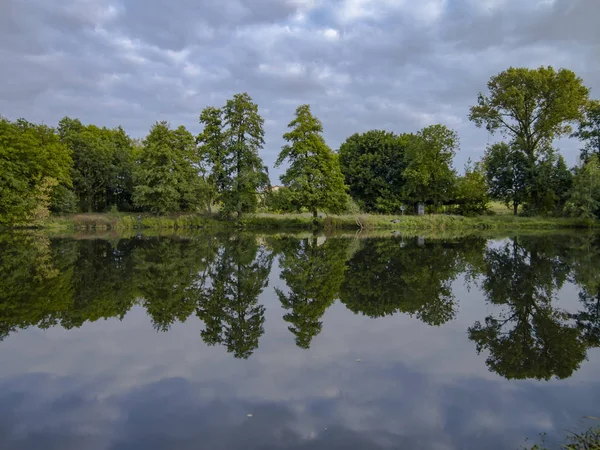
[1,0,599,179]
[1,368,599,450]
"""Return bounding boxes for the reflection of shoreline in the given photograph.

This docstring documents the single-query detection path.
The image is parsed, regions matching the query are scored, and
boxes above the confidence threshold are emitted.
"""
[0,233,599,379]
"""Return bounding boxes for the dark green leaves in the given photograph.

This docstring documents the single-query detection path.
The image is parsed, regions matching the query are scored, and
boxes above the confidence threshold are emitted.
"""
[277,104,348,217]
[199,93,270,218]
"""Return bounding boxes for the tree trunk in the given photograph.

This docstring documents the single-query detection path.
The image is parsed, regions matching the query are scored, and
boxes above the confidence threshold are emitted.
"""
[513,203,518,215]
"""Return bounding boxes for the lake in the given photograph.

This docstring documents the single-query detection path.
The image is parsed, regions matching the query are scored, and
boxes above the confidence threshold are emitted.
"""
[0,231,599,449]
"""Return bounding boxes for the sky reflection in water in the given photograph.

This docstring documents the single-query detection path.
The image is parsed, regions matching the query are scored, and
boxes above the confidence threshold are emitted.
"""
[0,232,599,450]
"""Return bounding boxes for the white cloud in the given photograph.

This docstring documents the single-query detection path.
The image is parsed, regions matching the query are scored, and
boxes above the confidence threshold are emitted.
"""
[322,27,339,40]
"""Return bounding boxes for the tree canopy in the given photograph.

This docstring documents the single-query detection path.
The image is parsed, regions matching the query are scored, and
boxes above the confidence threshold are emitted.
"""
[1,117,72,224]
[133,121,206,215]
[572,100,600,163]
[403,124,458,211]
[221,93,270,218]
[469,66,589,161]
[338,130,412,213]
[276,104,348,218]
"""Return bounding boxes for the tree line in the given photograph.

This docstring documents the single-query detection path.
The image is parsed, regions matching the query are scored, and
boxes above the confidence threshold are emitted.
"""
[1,66,599,224]
[1,232,599,379]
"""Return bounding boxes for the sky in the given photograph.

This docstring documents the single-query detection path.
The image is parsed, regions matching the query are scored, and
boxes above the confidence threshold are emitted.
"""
[1,0,599,180]
[1,261,599,450]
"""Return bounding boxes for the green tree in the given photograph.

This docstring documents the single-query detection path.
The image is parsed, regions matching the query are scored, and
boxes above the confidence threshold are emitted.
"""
[0,117,72,224]
[173,124,208,212]
[565,155,600,219]
[59,118,114,212]
[198,106,227,213]
[133,122,203,214]
[107,126,135,211]
[276,105,348,219]
[469,66,589,209]
[221,93,270,218]
[265,187,296,213]
[551,153,574,214]
[196,235,273,358]
[469,67,589,162]
[455,159,489,215]
[58,118,136,212]
[522,143,573,215]
[572,100,600,163]
[483,142,528,215]
[403,124,458,212]
[338,130,412,213]
[275,237,350,348]
[468,238,587,380]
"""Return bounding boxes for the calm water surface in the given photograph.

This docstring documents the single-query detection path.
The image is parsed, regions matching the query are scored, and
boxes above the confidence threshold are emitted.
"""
[0,232,599,449]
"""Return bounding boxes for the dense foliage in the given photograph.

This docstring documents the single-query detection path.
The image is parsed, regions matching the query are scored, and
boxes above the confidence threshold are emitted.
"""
[2,233,598,373]
[1,117,72,224]
[338,130,412,213]
[470,66,591,216]
[276,104,348,218]
[2,67,600,223]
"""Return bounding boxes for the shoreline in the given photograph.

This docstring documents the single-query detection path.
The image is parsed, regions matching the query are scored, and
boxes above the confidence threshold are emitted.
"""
[5,212,598,233]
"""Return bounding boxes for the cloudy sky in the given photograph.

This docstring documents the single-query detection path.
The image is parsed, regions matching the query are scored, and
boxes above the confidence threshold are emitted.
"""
[1,0,599,179]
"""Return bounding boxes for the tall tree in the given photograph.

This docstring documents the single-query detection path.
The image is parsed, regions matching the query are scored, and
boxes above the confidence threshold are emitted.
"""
[572,100,600,163]
[1,117,72,224]
[483,142,528,215]
[221,93,270,218]
[58,118,114,212]
[276,104,348,219]
[58,118,136,212]
[338,130,412,213]
[469,67,589,209]
[403,124,458,212]
[469,67,589,162]
[107,126,135,211]
[133,122,203,215]
[198,106,227,213]
[172,124,207,212]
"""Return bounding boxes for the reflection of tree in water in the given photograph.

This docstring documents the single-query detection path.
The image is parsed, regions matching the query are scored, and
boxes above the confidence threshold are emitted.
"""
[0,234,140,338]
[468,237,588,380]
[0,233,73,340]
[339,238,472,326]
[196,235,272,359]
[568,235,600,348]
[133,237,217,331]
[61,238,138,329]
[275,237,350,349]
[2,232,600,370]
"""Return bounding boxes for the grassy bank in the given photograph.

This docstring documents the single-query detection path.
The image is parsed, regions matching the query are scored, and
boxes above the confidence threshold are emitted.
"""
[16,212,600,233]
